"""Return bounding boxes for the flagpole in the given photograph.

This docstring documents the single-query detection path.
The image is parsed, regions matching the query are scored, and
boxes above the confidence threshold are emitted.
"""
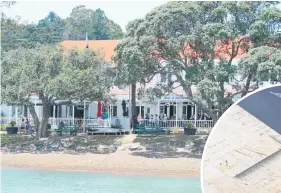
[86,32,89,49]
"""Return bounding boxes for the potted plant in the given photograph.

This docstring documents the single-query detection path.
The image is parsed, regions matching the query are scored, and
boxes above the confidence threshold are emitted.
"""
[6,121,18,135]
[184,122,197,135]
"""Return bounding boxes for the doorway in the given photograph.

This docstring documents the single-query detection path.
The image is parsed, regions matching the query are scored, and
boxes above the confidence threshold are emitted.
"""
[136,106,144,118]
[161,102,176,118]
[74,106,84,118]
[182,102,193,119]
[169,105,176,118]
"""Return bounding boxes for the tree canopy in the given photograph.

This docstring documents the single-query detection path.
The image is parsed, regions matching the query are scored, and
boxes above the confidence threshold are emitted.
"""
[1,45,112,137]
[1,5,123,52]
[114,1,281,121]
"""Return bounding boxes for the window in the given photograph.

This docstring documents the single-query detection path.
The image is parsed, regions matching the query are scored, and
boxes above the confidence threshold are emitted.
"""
[109,106,117,117]
[113,106,117,117]
[69,105,73,116]
[146,108,150,114]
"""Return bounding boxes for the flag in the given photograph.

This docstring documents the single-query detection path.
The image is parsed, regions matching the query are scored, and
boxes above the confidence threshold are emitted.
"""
[86,32,89,49]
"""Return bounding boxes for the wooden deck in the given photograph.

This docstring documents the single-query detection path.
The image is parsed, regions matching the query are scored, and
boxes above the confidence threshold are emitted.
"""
[87,128,130,135]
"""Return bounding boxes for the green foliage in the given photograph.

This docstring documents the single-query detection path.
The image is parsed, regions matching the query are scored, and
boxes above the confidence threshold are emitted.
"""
[146,87,164,101]
[65,6,123,40]
[1,45,112,137]
[1,45,112,104]
[51,48,112,102]
[1,5,123,52]
[239,46,281,82]
[186,122,195,129]
[1,125,7,131]
[118,1,280,121]
[9,121,16,127]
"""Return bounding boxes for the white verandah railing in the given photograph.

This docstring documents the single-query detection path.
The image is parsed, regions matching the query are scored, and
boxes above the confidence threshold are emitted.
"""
[138,119,214,129]
[1,117,110,128]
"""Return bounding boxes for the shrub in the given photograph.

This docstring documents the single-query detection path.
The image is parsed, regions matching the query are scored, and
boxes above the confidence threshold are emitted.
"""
[186,122,195,129]
[1,125,7,131]
[9,121,16,127]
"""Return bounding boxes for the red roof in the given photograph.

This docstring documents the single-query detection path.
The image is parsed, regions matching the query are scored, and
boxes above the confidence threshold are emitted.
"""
[61,39,250,62]
[61,40,120,62]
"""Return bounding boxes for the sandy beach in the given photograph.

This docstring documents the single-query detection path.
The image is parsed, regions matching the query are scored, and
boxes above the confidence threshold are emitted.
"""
[1,151,201,177]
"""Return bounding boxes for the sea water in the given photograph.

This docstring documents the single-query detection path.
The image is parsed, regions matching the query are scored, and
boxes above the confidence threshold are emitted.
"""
[1,168,201,193]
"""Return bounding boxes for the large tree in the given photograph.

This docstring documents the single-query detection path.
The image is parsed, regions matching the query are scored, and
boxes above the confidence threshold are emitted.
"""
[119,1,281,122]
[65,5,123,40]
[113,19,160,129]
[1,5,123,52]
[1,45,112,137]
[1,11,65,52]
[238,46,281,93]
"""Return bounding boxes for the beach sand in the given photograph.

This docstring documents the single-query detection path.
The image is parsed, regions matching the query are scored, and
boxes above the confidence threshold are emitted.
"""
[1,151,201,177]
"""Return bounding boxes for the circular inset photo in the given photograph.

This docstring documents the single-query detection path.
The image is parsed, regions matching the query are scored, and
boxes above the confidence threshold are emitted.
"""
[201,85,281,193]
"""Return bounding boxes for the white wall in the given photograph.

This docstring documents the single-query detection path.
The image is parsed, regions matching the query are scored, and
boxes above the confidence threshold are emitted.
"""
[1,105,12,117]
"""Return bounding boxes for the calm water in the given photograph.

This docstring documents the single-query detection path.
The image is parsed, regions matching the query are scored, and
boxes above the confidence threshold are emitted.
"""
[1,168,201,193]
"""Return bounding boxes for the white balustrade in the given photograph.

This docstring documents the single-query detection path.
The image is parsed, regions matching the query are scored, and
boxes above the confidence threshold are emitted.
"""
[1,117,110,128]
[138,119,214,129]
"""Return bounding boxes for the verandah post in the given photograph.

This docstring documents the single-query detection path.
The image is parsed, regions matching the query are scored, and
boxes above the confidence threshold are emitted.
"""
[194,104,197,128]
[53,105,56,126]
[83,101,86,133]
[176,101,178,128]
[72,104,75,125]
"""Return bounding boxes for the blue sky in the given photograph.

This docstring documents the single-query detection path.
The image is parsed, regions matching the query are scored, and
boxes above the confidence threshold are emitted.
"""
[2,1,166,31]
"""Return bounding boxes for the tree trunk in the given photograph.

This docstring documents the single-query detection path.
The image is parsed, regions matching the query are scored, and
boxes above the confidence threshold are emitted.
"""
[28,104,40,134]
[39,116,49,138]
[131,82,137,130]
[242,74,252,97]
[39,102,51,138]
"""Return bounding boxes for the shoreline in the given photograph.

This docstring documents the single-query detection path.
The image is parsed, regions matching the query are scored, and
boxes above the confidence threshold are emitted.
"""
[1,151,201,177]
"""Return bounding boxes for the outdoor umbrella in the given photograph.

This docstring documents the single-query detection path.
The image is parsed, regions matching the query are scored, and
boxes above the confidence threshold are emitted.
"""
[97,100,102,118]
